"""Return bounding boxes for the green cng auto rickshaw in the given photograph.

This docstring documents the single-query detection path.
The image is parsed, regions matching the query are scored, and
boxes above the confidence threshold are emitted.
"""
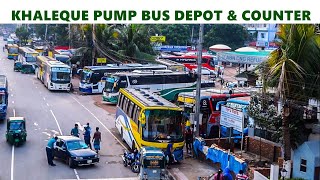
[21,63,35,74]
[14,61,22,72]
[6,117,27,146]
[139,147,169,180]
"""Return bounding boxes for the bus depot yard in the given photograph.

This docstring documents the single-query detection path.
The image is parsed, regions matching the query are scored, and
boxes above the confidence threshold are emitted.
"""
[1,24,320,180]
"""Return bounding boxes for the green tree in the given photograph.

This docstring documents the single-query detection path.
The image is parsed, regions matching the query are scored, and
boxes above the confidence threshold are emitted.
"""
[156,25,191,45]
[203,24,248,50]
[15,26,30,45]
[266,24,320,160]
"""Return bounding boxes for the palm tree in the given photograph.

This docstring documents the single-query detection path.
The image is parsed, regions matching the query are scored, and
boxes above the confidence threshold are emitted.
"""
[267,24,320,160]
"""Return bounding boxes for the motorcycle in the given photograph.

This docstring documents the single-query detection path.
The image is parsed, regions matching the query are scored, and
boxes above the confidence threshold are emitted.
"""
[122,149,141,173]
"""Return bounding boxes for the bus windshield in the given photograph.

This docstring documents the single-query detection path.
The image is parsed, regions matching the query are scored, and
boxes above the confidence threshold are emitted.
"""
[26,56,36,62]
[8,48,18,54]
[105,77,117,92]
[80,70,92,83]
[51,69,71,83]
[143,110,183,142]
[0,94,5,104]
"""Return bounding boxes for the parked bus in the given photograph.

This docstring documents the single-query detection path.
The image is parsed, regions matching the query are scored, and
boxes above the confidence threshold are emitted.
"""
[7,44,19,60]
[177,88,251,138]
[54,54,71,66]
[18,47,39,64]
[155,58,185,72]
[160,54,217,71]
[216,96,253,143]
[116,88,184,161]
[103,70,215,104]
[36,56,72,91]
[0,75,8,121]
[79,64,167,94]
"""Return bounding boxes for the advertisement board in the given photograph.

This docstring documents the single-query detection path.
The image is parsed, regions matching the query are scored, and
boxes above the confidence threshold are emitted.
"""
[220,105,243,132]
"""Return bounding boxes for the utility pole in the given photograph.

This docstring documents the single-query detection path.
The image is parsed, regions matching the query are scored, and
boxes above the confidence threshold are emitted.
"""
[68,24,71,49]
[45,24,48,41]
[194,24,204,137]
[91,24,95,66]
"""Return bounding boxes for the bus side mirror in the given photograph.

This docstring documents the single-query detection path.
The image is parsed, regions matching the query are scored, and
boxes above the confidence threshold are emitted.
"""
[140,114,146,126]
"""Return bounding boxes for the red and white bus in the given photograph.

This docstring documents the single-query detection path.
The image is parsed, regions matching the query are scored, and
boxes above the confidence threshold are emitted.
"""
[160,54,217,71]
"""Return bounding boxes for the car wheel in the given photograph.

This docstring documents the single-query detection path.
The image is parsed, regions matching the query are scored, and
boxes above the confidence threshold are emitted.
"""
[68,158,75,168]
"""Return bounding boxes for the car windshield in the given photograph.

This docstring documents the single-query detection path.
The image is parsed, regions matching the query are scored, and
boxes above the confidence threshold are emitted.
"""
[67,140,89,151]
[80,70,91,83]
[10,122,24,130]
[142,110,183,142]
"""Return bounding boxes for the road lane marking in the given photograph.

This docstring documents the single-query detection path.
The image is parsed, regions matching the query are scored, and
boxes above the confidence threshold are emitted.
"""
[50,109,81,179]
[11,94,13,97]
[11,146,14,180]
[46,103,50,107]
[12,101,14,104]
[49,110,62,135]
[73,169,80,180]
[43,97,46,101]
[71,96,127,150]
[13,109,16,117]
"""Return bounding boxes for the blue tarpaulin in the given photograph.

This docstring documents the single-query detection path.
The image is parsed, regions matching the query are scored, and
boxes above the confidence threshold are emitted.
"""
[194,138,248,173]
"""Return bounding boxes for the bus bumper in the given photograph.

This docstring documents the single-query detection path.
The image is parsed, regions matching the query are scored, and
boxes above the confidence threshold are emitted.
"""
[102,95,118,104]
[173,148,183,161]
[79,87,92,94]
[0,112,6,120]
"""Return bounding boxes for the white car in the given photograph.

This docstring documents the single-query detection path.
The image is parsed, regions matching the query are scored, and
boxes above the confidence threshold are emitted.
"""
[192,67,217,77]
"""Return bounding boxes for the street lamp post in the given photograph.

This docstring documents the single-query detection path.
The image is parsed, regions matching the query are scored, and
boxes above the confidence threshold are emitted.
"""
[280,168,287,180]
[194,24,204,137]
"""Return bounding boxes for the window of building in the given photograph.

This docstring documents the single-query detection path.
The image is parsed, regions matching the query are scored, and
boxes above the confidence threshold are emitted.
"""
[261,33,265,38]
[300,159,307,172]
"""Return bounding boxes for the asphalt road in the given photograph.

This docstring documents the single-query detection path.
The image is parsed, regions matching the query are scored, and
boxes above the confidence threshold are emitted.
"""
[0,37,137,180]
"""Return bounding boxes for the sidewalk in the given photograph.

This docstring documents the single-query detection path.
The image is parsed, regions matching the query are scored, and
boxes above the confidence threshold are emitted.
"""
[169,152,218,180]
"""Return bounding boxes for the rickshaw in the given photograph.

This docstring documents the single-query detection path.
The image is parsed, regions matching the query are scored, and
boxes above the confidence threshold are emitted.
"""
[5,117,27,146]
[21,63,35,74]
[138,147,169,180]
[14,61,22,72]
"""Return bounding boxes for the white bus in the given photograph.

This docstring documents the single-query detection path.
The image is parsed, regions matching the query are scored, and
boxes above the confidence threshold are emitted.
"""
[36,56,72,91]
[103,70,215,104]
[18,47,39,64]
[79,64,167,94]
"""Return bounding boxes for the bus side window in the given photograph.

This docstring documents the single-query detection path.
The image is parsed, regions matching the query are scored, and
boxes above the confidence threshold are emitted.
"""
[123,97,129,113]
[132,104,137,124]
[118,93,123,107]
[128,101,134,118]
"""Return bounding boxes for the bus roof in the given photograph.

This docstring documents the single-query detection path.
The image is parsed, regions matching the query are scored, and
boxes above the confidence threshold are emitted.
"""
[8,44,19,48]
[227,96,251,105]
[84,63,167,71]
[19,47,39,54]
[111,70,189,76]
[121,88,181,109]
[0,75,7,89]
[156,59,184,66]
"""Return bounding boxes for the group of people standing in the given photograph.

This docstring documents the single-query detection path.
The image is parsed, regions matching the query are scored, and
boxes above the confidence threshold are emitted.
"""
[71,123,101,153]
[213,168,248,180]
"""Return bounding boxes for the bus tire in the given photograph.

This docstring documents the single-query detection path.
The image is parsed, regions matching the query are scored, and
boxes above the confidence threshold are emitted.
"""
[131,141,136,151]
[120,128,125,142]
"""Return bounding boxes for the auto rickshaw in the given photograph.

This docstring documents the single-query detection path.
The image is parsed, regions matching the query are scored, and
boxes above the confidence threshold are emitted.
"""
[138,147,169,180]
[21,63,35,74]
[14,61,22,72]
[5,117,27,146]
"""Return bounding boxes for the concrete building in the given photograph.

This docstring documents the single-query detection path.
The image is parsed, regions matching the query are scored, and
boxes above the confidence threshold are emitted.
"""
[243,24,279,50]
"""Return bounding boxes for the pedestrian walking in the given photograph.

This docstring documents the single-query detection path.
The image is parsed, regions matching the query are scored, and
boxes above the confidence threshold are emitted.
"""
[46,136,58,166]
[83,126,92,149]
[92,127,101,153]
[236,170,248,180]
[86,123,92,133]
[70,124,79,137]
[185,127,193,154]
[213,169,223,180]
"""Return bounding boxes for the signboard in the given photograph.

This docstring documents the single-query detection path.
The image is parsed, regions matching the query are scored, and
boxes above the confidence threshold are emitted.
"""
[51,67,70,72]
[220,106,243,132]
[97,58,107,63]
[154,45,188,52]
[150,36,166,42]
[256,41,269,47]
[217,52,267,65]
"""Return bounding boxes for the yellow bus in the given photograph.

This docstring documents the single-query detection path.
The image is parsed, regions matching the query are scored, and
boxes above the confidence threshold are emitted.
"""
[7,44,19,60]
[115,88,185,161]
